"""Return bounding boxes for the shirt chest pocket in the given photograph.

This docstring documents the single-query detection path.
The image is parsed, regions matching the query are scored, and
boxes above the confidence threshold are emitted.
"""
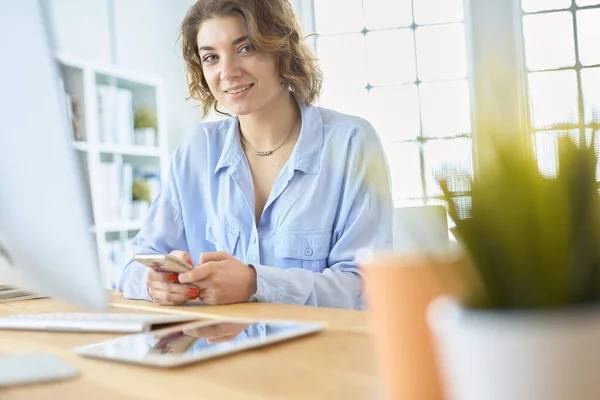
[205,217,241,255]
[273,229,332,272]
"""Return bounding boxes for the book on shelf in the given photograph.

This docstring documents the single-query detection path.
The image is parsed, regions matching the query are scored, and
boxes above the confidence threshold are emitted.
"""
[96,162,160,223]
[58,78,83,141]
[97,84,134,145]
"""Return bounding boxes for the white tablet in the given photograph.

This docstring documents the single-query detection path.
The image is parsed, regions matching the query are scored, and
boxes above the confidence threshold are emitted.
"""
[73,319,327,367]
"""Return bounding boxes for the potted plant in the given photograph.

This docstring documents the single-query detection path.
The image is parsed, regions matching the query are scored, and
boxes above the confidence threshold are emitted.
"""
[134,106,157,146]
[428,132,600,400]
[131,179,151,220]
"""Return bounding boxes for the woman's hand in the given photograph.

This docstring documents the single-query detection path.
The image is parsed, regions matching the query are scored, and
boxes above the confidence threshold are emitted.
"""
[146,250,199,306]
[178,252,257,305]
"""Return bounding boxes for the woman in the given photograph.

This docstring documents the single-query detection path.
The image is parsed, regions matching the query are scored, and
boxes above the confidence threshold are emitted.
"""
[117,0,393,309]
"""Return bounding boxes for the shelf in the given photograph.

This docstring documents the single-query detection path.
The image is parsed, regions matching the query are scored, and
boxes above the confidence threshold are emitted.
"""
[91,220,144,233]
[57,53,168,290]
[98,144,162,156]
[73,141,89,152]
[73,142,161,157]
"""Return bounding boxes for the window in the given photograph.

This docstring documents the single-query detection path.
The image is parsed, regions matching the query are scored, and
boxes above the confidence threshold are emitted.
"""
[311,0,473,209]
[299,0,600,221]
[521,0,600,176]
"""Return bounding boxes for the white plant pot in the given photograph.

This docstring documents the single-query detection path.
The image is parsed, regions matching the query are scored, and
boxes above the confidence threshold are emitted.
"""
[427,296,600,400]
[134,127,156,146]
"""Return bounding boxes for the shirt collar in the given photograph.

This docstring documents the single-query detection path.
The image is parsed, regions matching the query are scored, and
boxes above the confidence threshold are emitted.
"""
[289,102,323,175]
[213,101,324,176]
[214,118,243,175]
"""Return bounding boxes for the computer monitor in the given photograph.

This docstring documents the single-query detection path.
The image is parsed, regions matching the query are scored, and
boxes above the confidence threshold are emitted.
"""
[0,0,106,310]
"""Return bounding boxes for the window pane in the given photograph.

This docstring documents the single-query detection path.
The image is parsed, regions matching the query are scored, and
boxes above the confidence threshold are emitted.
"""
[586,128,599,148]
[523,12,575,71]
[317,34,367,90]
[522,0,570,13]
[581,67,600,123]
[419,80,471,138]
[364,0,412,30]
[584,129,600,181]
[577,0,600,6]
[385,142,423,199]
[367,85,420,142]
[534,130,580,177]
[528,70,579,128]
[453,197,472,221]
[424,138,472,197]
[413,0,463,25]
[319,88,369,118]
[577,9,600,67]
[415,24,467,81]
[314,0,363,35]
[366,29,416,86]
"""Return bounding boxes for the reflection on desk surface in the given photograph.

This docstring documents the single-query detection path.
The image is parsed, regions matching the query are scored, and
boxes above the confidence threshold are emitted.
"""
[79,320,326,361]
[150,321,254,355]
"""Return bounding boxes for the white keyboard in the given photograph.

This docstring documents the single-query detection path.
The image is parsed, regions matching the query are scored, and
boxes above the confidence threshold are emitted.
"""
[0,313,200,333]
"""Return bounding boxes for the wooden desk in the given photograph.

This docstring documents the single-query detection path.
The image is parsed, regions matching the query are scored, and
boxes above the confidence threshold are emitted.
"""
[0,293,383,400]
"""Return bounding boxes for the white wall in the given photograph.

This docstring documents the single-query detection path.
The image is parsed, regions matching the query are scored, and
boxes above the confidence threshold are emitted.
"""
[44,0,202,152]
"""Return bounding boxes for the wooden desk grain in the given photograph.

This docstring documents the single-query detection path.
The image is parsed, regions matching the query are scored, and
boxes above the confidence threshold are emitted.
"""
[0,294,383,400]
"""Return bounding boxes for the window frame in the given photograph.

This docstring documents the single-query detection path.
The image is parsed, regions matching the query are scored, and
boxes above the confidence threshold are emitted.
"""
[297,0,599,188]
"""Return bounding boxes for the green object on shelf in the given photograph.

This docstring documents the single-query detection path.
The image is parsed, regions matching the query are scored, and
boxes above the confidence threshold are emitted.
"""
[132,179,152,203]
[437,127,600,310]
[134,107,157,131]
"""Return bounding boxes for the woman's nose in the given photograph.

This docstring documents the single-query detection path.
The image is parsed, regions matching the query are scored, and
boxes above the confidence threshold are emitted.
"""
[220,56,242,81]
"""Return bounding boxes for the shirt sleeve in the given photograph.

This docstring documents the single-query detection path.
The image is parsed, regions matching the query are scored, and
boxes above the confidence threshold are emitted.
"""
[249,122,393,309]
[116,153,188,300]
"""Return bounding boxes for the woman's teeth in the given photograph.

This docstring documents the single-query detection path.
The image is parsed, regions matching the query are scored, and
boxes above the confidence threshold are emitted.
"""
[227,85,251,94]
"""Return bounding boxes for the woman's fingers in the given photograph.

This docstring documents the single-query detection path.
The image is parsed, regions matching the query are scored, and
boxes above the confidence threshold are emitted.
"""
[146,254,199,305]
[178,262,215,284]
[150,280,196,294]
[170,250,194,267]
[148,288,190,305]
[146,271,200,305]
[147,269,179,283]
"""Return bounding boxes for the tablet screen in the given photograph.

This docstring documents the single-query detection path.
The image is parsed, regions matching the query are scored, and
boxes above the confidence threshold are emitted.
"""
[74,319,326,367]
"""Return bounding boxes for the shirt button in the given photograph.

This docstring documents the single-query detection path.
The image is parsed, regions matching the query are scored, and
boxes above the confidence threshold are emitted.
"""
[304,248,313,256]
[252,236,257,244]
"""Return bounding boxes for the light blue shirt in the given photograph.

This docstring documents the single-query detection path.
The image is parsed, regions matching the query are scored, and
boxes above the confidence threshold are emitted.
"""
[117,102,393,309]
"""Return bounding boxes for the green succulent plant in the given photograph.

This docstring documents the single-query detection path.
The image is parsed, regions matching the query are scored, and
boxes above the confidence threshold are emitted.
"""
[134,107,158,131]
[438,126,600,310]
[132,179,152,203]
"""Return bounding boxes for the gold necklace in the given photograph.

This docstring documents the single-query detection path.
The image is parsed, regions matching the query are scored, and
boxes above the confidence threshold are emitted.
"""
[239,113,299,156]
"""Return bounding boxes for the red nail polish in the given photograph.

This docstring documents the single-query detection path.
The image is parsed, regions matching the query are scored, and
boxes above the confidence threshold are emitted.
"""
[186,260,194,267]
[168,274,178,282]
[188,287,198,299]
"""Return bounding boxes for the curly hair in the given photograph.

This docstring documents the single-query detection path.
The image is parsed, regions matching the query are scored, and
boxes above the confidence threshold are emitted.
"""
[178,0,322,118]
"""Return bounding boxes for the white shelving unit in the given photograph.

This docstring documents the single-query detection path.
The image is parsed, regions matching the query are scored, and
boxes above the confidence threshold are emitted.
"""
[56,54,169,289]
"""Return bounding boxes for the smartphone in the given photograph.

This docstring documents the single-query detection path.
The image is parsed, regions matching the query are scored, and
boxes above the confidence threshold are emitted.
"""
[134,254,193,273]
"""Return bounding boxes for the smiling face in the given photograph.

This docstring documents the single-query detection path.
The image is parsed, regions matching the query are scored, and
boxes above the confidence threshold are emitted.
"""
[196,15,287,116]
